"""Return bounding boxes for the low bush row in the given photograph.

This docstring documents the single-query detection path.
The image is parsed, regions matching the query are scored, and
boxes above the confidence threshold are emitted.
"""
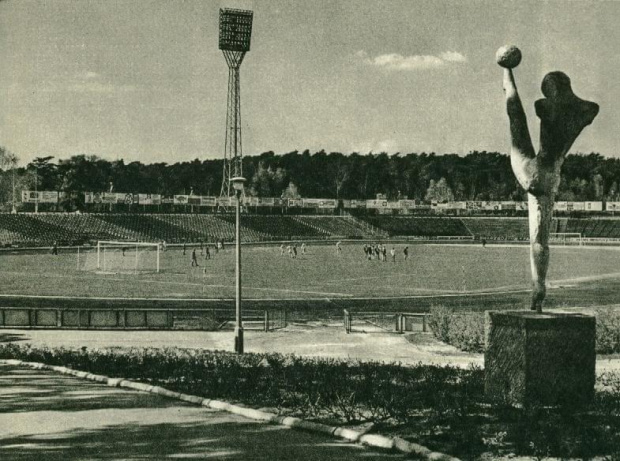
[428,305,620,355]
[0,343,482,426]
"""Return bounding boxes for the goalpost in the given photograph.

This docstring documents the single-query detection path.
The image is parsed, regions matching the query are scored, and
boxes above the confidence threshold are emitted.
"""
[96,241,161,273]
[549,232,583,246]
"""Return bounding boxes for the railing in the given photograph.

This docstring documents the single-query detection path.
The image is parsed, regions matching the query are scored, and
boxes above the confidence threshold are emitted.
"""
[344,310,428,334]
[0,307,287,331]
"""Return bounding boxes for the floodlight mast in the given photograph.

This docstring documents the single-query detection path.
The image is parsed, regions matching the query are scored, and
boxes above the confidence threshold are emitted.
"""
[219,8,253,204]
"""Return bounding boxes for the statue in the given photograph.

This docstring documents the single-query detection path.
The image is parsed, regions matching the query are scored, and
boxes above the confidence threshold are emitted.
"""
[497,45,599,312]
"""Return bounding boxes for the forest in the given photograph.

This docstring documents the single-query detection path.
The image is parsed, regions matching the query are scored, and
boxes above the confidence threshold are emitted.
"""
[0,148,618,207]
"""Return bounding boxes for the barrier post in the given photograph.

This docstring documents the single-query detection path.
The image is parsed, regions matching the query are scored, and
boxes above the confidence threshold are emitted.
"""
[344,309,351,334]
[264,310,269,332]
[422,314,428,333]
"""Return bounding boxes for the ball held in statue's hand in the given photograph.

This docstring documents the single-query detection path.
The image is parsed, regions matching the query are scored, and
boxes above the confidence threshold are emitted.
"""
[496,45,522,68]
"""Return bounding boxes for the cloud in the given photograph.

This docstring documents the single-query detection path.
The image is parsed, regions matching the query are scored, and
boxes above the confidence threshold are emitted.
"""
[355,50,467,71]
[439,51,467,63]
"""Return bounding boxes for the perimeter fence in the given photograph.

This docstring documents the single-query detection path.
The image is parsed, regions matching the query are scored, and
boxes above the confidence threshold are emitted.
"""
[0,306,287,332]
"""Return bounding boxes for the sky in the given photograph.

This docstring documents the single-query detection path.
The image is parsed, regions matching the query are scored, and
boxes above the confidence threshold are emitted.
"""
[1,0,619,166]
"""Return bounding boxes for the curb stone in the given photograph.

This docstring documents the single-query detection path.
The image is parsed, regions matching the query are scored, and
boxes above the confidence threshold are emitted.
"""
[0,359,460,461]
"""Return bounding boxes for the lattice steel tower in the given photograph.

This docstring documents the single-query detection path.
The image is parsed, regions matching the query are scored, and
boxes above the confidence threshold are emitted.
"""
[219,8,253,200]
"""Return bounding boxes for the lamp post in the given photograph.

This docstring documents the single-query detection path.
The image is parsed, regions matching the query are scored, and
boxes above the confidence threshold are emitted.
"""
[34,166,38,214]
[218,8,253,209]
[10,156,16,214]
[232,176,246,353]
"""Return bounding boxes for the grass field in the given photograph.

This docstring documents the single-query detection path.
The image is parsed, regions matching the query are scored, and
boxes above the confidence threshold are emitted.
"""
[2,242,620,314]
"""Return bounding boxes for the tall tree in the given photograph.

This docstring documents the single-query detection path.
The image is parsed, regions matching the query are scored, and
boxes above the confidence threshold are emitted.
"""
[425,177,455,202]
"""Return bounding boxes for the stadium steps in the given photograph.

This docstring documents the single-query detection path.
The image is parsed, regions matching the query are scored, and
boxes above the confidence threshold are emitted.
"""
[90,215,152,241]
[460,217,529,240]
[0,227,26,246]
[290,217,332,237]
[358,216,471,237]
[343,214,388,238]
[218,215,325,240]
[147,214,212,243]
[33,214,93,243]
[0,214,80,245]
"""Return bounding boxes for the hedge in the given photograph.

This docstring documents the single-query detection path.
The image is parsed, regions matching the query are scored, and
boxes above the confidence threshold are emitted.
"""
[428,305,620,355]
[427,306,485,353]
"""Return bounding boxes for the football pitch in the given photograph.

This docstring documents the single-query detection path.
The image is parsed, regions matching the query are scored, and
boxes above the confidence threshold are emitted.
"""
[2,242,620,312]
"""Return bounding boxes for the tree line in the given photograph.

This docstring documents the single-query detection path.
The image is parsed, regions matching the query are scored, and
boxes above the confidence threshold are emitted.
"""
[1,148,619,209]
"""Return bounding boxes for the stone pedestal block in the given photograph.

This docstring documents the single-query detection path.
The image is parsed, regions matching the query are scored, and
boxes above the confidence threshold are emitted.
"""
[485,311,595,407]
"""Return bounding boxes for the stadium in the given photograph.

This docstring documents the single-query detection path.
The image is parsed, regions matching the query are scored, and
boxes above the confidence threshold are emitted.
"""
[1,208,619,331]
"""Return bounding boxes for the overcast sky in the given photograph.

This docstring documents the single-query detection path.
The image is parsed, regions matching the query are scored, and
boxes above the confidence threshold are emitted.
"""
[1,0,618,165]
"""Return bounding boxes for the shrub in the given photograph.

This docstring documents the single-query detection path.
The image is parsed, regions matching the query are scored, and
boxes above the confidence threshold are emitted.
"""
[0,343,483,426]
[428,306,485,353]
[595,308,620,354]
[428,306,620,355]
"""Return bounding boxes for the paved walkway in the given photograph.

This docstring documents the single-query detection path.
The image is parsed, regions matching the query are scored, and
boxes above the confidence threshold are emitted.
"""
[0,363,409,460]
[0,325,484,368]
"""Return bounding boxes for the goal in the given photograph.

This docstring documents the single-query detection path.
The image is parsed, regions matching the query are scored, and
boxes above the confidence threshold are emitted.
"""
[549,232,583,246]
[95,241,161,273]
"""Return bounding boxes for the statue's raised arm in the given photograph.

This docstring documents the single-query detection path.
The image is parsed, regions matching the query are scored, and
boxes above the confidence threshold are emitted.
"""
[497,45,599,312]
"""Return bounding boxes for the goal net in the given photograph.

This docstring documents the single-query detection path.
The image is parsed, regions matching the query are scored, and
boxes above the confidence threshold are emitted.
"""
[80,241,161,273]
[549,232,583,246]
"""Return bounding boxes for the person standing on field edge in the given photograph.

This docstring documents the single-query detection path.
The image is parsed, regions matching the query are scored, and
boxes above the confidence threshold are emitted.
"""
[191,248,199,267]
[390,247,396,262]
[52,241,58,255]
[403,246,409,261]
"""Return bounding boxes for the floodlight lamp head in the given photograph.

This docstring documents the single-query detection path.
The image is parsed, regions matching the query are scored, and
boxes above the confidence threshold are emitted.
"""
[231,176,246,192]
[219,8,253,52]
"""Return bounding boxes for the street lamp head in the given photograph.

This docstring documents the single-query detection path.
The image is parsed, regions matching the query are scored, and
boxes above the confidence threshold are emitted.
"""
[231,176,246,192]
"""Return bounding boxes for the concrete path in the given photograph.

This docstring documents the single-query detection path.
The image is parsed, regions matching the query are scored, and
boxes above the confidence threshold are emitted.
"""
[0,325,484,368]
[0,363,409,460]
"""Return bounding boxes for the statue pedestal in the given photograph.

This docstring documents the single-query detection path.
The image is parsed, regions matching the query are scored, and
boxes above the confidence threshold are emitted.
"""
[485,311,595,407]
